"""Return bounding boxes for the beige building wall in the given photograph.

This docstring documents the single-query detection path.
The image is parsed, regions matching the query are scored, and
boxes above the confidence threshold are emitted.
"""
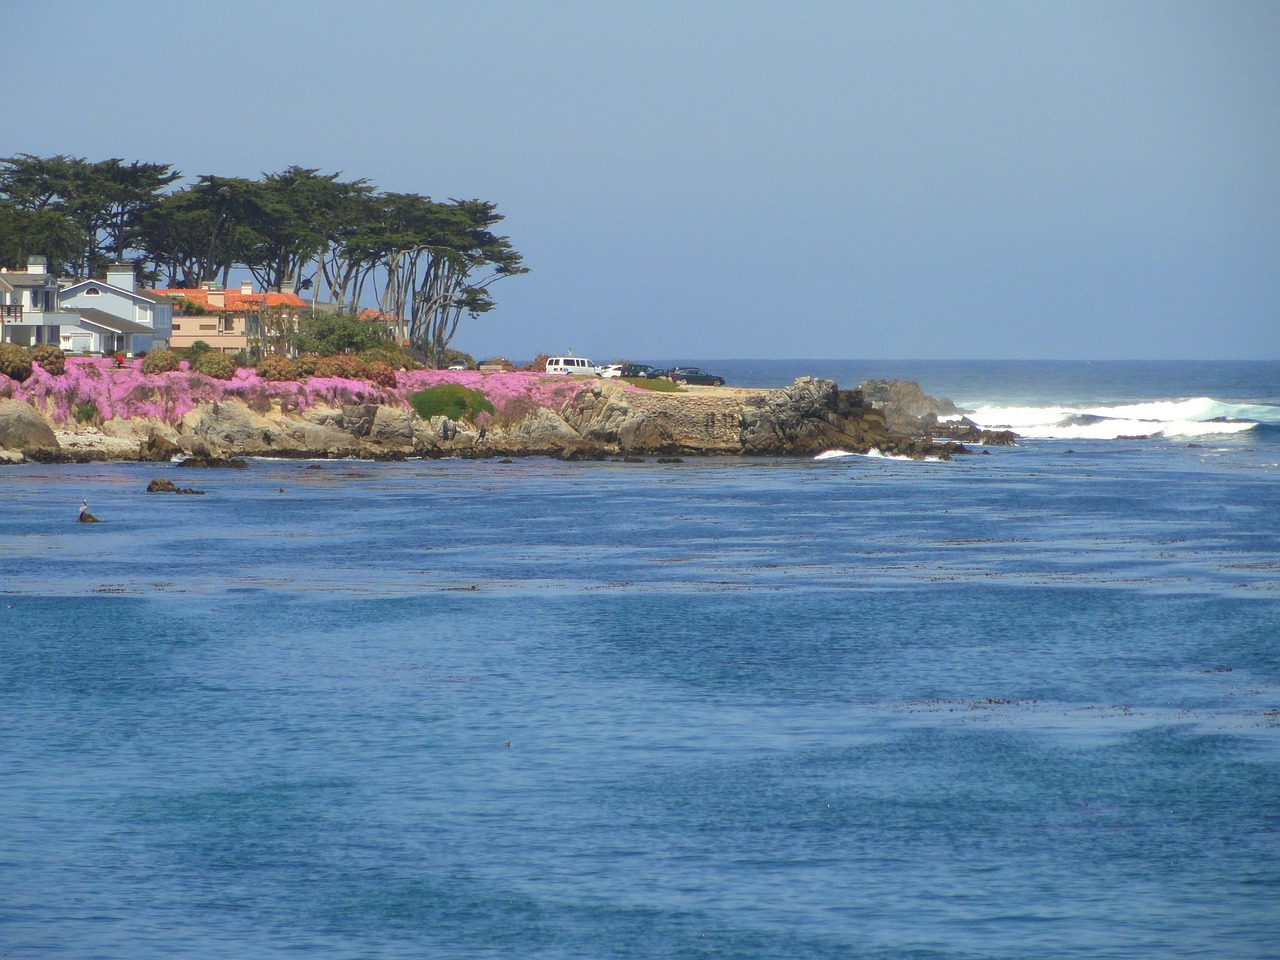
[169,313,249,353]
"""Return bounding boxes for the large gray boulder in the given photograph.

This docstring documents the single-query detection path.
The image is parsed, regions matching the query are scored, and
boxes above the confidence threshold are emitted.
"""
[857,379,964,432]
[0,399,59,456]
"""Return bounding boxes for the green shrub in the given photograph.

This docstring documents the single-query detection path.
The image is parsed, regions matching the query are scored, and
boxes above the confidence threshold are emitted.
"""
[193,351,236,380]
[0,343,33,381]
[74,401,98,423]
[30,344,66,376]
[409,384,494,422]
[256,354,299,382]
[360,345,420,371]
[625,376,681,392]
[141,349,181,374]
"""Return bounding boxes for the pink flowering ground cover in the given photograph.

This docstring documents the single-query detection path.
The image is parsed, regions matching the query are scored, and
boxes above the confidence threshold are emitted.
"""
[1,358,593,426]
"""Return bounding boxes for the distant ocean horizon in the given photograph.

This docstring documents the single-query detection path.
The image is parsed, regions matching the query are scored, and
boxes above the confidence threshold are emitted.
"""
[665,357,1280,401]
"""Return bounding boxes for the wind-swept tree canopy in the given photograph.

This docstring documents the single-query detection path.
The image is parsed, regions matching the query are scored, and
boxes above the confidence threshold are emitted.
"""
[242,166,372,296]
[0,156,526,364]
[0,154,178,277]
[376,196,528,368]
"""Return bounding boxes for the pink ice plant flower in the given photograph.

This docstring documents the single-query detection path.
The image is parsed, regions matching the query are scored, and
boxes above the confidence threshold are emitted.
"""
[4,357,597,427]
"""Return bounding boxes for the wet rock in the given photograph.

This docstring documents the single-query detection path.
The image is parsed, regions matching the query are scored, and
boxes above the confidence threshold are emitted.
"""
[857,379,964,431]
[177,454,247,468]
[146,478,205,494]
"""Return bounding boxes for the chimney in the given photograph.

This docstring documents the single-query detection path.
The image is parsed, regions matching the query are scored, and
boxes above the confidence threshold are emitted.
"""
[240,280,254,295]
[280,278,296,296]
[207,284,224,309]
[106,262,136,292]
[26,255,47,275]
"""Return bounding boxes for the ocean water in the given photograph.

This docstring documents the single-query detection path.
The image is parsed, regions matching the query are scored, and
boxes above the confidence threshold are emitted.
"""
[2,359,1278,960]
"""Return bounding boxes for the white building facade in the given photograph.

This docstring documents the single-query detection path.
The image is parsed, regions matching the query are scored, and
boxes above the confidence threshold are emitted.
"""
[59,264,173,355]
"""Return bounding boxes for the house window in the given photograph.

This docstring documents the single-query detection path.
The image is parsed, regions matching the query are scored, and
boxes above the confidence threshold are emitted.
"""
[85,287,101,296]
[199,323,217,331]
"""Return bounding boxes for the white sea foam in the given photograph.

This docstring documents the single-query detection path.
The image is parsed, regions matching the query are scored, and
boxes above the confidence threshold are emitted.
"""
[954,396,1269,441]
[814,448,947,462]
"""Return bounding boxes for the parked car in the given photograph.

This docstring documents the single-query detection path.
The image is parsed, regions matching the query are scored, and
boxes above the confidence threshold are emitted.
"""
[602,363,658,379]
[544,356,600,376]
[668,366,726,386]
[447,359,469,370]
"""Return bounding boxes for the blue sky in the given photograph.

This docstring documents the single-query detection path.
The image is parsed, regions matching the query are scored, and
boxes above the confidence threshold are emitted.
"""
[7,0,1278,360]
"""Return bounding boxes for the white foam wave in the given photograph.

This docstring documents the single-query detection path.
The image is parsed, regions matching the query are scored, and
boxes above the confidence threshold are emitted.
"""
[814,449,947,462]
[955,396,1268,441]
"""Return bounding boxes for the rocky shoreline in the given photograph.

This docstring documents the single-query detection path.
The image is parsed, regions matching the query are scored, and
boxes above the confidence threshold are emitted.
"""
[1,373,1016,465]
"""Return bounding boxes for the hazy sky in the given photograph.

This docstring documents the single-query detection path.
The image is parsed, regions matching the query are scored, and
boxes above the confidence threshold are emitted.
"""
[6,0,1278,360]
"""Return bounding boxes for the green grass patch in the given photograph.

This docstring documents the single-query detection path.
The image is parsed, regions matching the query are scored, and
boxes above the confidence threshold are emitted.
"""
[623,377,681,392]
[409,384,495,422]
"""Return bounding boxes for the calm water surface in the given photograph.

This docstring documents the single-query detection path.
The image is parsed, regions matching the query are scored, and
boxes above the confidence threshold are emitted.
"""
[2,361,1278,959]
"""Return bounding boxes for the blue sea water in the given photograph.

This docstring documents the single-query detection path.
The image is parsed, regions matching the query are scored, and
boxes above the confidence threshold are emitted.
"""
[2,359,1278,959]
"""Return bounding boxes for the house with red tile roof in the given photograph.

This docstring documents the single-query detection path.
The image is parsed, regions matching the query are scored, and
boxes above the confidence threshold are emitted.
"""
[157,281,307,354]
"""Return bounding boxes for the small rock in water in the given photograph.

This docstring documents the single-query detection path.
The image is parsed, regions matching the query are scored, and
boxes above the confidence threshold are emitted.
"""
[146,478,204,495]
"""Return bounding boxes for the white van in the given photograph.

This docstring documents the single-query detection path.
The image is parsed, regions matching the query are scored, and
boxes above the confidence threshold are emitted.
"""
[544,357,600,376]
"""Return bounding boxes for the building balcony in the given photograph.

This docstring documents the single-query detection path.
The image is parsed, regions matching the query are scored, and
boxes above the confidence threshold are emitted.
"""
[2,307,79,327]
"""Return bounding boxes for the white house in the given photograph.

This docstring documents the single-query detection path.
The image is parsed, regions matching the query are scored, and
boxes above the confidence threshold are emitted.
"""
[0,256,69,347]
[1,258,174,355]
[59,263,173,355]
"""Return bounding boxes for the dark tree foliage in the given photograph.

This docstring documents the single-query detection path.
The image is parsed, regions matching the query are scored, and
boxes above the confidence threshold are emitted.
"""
[0,156,526,358]
[375,195,528,368]
[293,311,391,357]
[0,154,178,277]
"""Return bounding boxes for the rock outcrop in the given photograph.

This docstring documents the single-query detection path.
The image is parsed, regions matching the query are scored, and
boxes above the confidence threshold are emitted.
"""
[146,478,205,494]
[550,377,961,458]
[1,377,1008,463]
[0,398,60,461]
[857,379,964,432]
[853,379,1016,446]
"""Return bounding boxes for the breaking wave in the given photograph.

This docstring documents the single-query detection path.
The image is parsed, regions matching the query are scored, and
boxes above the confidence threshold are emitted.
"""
[814,449,948,462]
[953,397,1277,441]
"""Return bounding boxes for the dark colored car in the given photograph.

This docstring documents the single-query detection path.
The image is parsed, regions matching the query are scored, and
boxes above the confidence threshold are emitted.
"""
[668,366,726,386]
[618,363,658,379]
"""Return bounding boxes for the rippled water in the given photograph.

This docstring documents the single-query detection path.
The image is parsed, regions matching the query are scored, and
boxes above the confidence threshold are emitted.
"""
[3,369,1279,958]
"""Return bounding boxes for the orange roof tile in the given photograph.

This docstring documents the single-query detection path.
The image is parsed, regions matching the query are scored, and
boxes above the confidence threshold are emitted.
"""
[157,288,306,310]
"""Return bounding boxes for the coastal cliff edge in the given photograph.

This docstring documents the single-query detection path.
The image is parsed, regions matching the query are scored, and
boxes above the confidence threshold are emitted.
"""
[1,375,1010,464]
